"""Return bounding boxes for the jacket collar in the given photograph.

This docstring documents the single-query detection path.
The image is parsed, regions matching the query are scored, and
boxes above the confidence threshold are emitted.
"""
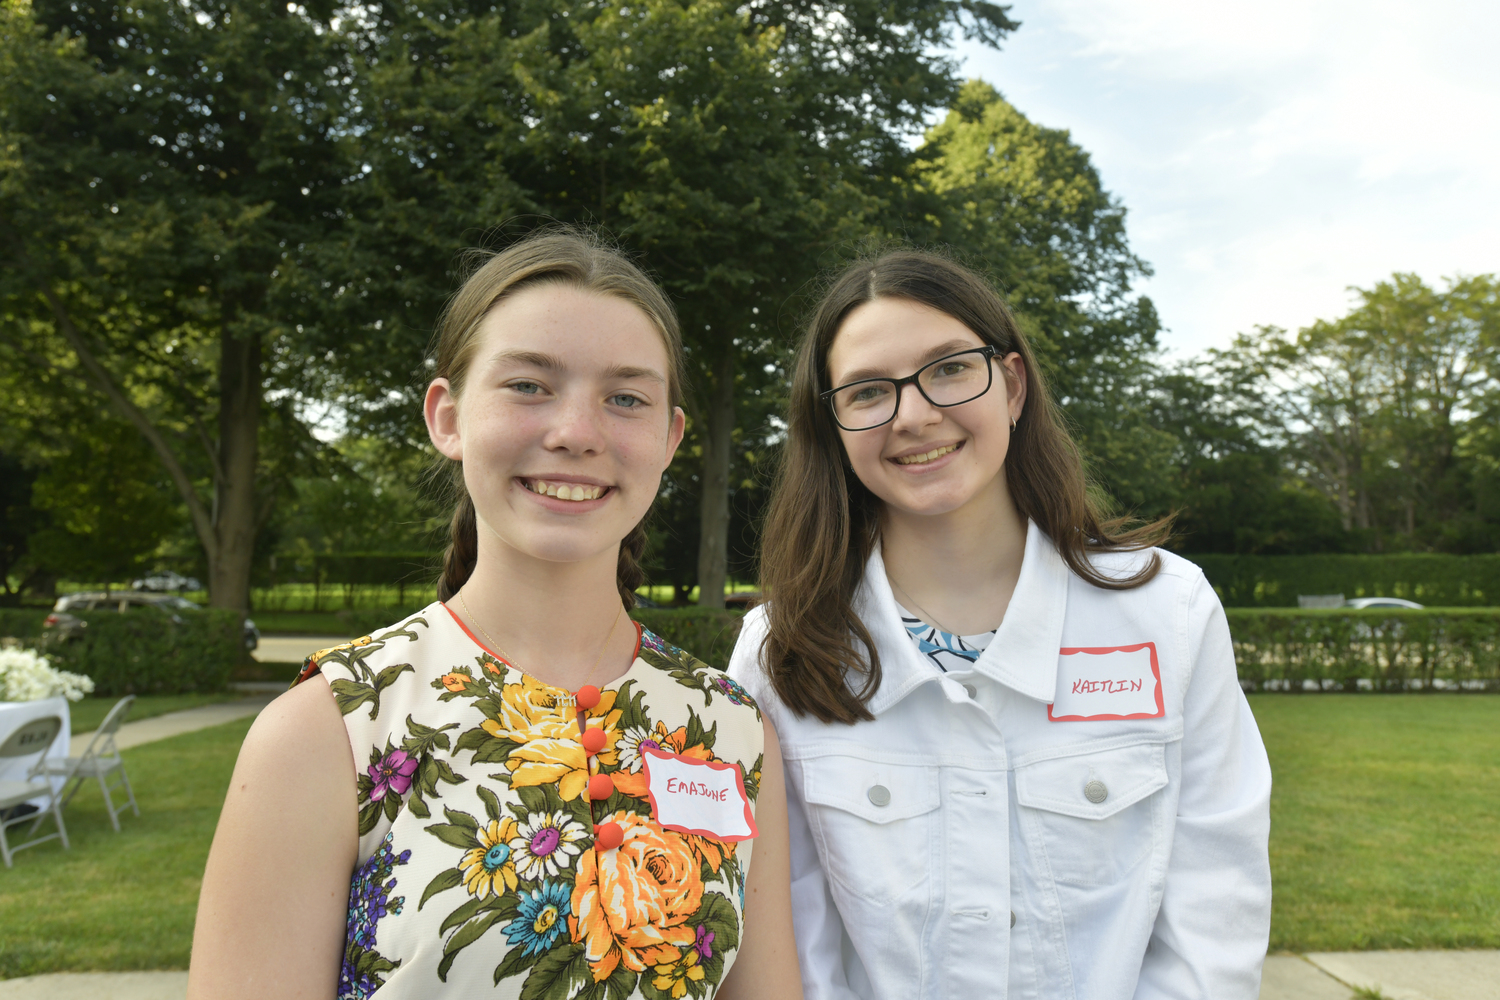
[857,519,1069,716]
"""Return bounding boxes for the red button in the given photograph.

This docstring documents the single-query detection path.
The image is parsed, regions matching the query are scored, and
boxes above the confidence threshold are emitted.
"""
[581,727,607,754]
[594,821,623,851]
[575,685,601,710]
[587,774,614,802]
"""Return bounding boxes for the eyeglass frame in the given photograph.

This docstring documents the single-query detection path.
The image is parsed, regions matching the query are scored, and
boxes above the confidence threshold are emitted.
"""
[820,345,1002,432]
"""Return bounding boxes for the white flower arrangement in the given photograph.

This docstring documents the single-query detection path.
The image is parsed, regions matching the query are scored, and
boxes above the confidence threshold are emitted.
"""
[0,647,95,702]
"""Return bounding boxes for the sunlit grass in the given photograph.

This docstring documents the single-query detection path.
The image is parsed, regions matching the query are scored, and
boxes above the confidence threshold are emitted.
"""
[1251,694,1500,951]
[68,692,251,735]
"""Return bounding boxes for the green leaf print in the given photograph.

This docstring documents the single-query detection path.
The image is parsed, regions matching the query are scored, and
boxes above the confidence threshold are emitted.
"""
[518,943,593,1000]
[492,934,548,983]
[403,715,460,755]
[638,645,717,708]
[456,725,519,765]
[740,753,764,803]
[611,681,651,735]
[316,621,425,720]
[477,784,503,822]
[682,710,718,755]
[419,867,464,909]
[438,895,489,936]
[437,908,510,981]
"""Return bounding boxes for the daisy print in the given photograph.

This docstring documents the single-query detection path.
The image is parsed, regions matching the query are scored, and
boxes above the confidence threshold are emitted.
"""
[616,725,664,773]
[509,811,588,880]
[458,817,520,898]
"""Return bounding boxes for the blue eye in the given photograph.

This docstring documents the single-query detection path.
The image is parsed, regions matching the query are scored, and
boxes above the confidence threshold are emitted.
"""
[611,394,643,408]
[511,381,542,395]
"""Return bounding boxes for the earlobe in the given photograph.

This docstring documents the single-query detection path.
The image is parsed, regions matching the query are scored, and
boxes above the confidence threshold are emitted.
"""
[425,380,464,461]
[664,406,687,466]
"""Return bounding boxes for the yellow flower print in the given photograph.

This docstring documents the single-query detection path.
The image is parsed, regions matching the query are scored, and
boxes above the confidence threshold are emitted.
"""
[652,949,705,999]
[479,675,622,801]
[459,817,520,898]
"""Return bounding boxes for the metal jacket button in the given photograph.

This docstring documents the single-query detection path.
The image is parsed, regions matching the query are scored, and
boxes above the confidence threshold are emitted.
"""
[1010,910,1017,927]
[867,784,891,807]
[1084,779,1108,803]
[963,683,977,699]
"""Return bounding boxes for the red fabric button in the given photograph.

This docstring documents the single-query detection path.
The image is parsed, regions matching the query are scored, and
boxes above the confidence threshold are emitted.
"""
[594,821,623,851]
[581,727,607,754]
[587,774,615,802]
[575,685,601,710]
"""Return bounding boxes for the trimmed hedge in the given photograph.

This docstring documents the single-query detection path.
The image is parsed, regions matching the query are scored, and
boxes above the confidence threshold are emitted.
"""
[315,553,437,585]
[1226,608,1500,692]
[1193,554,1500,607]
[0,608,241,696]
[336,606,747,669]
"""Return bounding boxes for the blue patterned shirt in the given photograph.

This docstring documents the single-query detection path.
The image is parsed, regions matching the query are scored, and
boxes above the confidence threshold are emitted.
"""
[895,603,998,674]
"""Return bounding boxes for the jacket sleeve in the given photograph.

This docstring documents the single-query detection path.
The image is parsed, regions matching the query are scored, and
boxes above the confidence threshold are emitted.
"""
[727,609,865,1000]
[1135,571,1273,1000]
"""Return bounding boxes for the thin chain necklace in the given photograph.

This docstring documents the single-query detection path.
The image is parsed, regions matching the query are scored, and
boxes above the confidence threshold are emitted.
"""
[887,574,968,638]
[458,589,625,696]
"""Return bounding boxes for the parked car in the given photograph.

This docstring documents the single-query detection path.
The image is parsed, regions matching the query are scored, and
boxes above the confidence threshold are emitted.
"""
[130,571,203,592]
[44,591,260,650]
[1344,597,1424,610]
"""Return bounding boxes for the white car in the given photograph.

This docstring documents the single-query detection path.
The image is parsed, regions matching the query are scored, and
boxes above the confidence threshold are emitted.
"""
[130,571,203,592]
[1344,597,1424,610]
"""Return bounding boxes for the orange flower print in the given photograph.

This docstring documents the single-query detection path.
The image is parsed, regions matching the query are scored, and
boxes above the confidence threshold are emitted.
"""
[611,721,713,800]
[568,811,704,982]
[479,675,623,800]
[439,672,469,693]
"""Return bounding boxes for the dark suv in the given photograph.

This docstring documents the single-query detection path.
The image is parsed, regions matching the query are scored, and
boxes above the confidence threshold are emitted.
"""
[44,592,260,650]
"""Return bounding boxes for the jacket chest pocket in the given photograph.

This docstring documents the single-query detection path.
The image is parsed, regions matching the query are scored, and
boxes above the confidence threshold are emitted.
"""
[1015,741,1169,887]
[799,755,941,906]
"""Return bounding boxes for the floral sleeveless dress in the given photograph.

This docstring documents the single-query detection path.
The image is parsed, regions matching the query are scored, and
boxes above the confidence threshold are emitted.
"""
[294,602,764,1000]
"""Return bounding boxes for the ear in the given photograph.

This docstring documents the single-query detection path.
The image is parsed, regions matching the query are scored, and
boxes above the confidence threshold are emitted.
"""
[425,379,464,461]
[1001,352,1027,423]
[663,406,687,469]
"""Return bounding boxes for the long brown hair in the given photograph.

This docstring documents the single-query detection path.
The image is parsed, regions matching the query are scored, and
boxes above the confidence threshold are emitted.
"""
[429,229,687,609]
[759,249,1172,724]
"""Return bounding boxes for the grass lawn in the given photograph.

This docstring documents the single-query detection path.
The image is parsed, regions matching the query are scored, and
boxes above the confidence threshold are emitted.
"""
[2,696,1496,976]
[0,717,252,977]
[1250,694,1500,952]
[68,692,251,735]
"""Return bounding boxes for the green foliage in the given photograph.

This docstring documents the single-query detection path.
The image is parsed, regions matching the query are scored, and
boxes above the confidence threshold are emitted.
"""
[0,608,47,639]
[632,608,744,668]
[1226,608,1500,691]
[315,553,439,586]
[42,607,242,695]
[1201,554,1500,606]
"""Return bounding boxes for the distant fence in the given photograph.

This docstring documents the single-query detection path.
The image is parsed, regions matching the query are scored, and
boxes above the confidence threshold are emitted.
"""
[253,553,439,611]
[1193,554,1500,607]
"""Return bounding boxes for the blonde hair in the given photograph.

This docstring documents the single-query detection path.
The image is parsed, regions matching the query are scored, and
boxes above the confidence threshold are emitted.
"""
[429,229,687,607]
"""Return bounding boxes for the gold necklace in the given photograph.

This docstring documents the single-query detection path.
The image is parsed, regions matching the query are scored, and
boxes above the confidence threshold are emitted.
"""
[458,589,625,697]
[888,574,965,638]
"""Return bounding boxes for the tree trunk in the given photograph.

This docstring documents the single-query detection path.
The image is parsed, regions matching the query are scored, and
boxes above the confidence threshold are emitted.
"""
[207,323,262,611]
[695,349,735,608]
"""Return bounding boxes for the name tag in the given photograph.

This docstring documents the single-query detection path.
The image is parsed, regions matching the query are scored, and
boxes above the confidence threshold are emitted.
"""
[641,748,758,842]
[1048,643,1165,721]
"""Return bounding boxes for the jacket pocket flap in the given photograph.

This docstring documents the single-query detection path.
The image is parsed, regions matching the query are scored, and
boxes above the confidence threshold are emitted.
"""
[802,755,940,825]
[1015,742,1168,820]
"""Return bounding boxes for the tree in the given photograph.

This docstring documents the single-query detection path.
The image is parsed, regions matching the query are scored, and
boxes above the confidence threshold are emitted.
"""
[918,80,1175,515]
[1196,273,1500,552]
[1,0,356,609]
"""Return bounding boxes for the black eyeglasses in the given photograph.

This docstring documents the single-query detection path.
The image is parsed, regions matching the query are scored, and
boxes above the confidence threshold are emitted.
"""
[820,346,999,431]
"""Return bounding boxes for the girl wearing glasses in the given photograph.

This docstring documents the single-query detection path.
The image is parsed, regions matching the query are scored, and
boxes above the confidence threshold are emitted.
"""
[189,231,801,1000]
[727,250,1271,1000]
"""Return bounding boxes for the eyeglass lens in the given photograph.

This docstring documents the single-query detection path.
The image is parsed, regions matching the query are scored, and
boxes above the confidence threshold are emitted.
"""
[830,350,994,430]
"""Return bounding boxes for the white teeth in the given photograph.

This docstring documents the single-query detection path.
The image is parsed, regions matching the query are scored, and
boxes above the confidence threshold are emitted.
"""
[528,480,604,501]
[895,444,958,466]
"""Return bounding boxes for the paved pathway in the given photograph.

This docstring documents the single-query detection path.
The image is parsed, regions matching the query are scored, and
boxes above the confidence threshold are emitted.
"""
[68,693,277,756]
[250,634,350,664]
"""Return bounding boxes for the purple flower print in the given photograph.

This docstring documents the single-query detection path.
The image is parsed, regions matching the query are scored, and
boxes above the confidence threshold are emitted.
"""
[714,675,751,706]
[368,749,418,802]
[693,924,715,960]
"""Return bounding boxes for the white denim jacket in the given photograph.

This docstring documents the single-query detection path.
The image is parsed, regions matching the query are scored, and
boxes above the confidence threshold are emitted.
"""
[728,524,1272,1000]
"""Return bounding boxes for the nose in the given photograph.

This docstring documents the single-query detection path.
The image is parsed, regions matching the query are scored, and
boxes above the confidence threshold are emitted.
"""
[542,389,607,454]
[889,381,941,434]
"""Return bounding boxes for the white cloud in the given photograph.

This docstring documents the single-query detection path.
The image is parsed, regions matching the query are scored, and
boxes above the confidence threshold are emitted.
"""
[954,0,1500,356]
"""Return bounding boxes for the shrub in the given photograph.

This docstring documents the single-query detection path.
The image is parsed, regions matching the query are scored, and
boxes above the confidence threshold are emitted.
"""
[335,606,748,670]
[0,609,48,641]
[1194,554,1500,607]
[39,608,242,696]
[1226,608,1500,691]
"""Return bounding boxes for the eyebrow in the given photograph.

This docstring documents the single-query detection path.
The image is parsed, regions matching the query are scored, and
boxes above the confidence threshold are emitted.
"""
[834,339,982,386]
[487,349,666,385]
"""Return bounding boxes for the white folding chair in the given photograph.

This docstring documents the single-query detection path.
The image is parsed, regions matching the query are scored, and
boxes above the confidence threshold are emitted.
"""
[42,694,139,832]
[0,714,71,868]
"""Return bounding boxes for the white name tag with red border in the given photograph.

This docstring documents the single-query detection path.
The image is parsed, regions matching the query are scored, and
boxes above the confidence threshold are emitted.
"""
[641,747,758,842]
[1048,643,1165,721]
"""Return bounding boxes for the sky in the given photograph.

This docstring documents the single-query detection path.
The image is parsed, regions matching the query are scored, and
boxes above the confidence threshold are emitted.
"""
[953,0,1500,359]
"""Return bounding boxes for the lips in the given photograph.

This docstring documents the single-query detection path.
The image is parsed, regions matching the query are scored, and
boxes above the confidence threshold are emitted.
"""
[892,443,960,466]
[522,479,610,502]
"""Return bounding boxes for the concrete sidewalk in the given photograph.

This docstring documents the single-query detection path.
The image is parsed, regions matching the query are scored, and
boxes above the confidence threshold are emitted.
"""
[4,952,1498,998]
[251,634,351,665]
[68,693,277,755]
